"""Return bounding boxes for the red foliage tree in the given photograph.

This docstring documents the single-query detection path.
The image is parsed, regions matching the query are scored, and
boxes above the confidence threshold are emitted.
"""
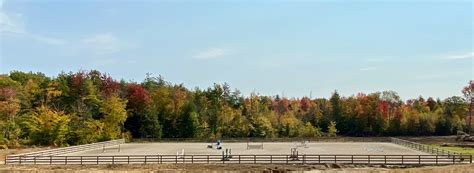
[300,97,311,112]
[126,84,151,111]
[378,101,389,119]
[100,74,120,97]
[275,98,290,114]
[70,71,86,97]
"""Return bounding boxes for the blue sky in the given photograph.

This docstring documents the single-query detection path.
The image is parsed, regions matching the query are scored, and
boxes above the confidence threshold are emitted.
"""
[0,0,472,100]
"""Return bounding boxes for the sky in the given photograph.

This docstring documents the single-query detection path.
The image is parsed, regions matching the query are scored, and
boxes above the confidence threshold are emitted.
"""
[0,0,472,100]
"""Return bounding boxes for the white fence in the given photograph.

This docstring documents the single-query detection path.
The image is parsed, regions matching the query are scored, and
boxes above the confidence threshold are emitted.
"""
[9,139,125,157]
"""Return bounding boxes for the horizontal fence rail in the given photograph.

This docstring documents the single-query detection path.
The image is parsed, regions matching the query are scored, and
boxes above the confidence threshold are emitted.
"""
[5,154,472,165]
[390,138,465,156]
[9,139,125,157]
[133,137,392,143]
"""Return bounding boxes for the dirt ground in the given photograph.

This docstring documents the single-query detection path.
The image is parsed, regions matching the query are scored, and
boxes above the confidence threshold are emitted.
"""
[0,163,472,173]
[1,137,472,172]
[63,142,427,156]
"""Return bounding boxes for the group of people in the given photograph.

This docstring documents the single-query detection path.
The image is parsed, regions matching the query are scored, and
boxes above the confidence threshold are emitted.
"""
[207,139,223,150]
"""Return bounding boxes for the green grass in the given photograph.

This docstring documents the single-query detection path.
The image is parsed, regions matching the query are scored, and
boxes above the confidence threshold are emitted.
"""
[431,145,474,155]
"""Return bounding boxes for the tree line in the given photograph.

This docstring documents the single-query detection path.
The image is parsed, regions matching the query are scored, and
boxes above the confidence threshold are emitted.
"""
[0,70,472,147]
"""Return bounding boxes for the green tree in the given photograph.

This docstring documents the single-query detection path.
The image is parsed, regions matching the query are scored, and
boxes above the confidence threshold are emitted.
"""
[250,116,274,138]
[330,91,346,133]
[177,102,199,138]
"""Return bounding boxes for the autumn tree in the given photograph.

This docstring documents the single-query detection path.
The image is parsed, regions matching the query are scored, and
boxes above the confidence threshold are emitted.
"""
[0,76,21,147]
[124,84,153,138]
[23,106,70,146]
[328,121,338,137]
[99,94,127,140]
[462,80,473,133]
[2,69,473,146]
[300,122,322,137]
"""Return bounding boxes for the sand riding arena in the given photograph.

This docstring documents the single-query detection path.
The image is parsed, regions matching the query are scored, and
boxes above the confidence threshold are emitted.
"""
[5,138,473,165]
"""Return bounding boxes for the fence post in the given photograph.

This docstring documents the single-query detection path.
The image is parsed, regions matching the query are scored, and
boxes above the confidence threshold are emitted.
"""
[112,156,115,164]
[254,155,256,164]
[418,155,421,165]
[65,156,67,165]
[207,155,209,164]
[286,155,288,164]
[191,155,193,164]
[144,155,147,164]
[470,155,472,164]
[303,154,306,164]
[319,155,321,164]
[97,156,99,164]
[160,155,163,164]
[368,155,370,165]
[128,156,130,164]
[384,155,386,165]
[19,156,21,165]
[50,156,52,164]
[270,155,272,164]
[34,156,36,164]
[175,155,177,164]
[453,155,455,164]
[436,155,438,165]
[239,155,241,164]
[351,155,353,164]
[401,155,403,165]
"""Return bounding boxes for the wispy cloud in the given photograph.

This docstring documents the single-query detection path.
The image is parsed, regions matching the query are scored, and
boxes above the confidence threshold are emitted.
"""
[359,67,376,71]
[0,0,66,45]
[31,35,66,45]
[193,48,228,60]
[0,9,24,34]
[81,33,121,54]
[365,58,385,62]
[445,52,474,60]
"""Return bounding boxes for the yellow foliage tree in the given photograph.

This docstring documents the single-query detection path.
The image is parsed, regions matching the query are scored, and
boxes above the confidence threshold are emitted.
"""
[24,106,70,146]
[100,94,127,140]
